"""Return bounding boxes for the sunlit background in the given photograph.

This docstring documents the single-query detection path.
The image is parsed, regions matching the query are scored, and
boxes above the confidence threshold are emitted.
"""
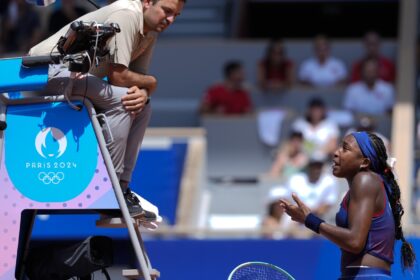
[0,0,419,279]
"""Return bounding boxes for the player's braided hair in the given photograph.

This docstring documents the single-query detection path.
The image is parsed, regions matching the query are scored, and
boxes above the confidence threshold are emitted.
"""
[367,132,416,271]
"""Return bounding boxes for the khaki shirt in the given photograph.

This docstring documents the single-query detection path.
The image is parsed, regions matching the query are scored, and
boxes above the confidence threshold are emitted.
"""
[29,0,156,78]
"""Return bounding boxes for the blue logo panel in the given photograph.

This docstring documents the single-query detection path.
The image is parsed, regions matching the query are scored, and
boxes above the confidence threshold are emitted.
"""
[5,102,98,202]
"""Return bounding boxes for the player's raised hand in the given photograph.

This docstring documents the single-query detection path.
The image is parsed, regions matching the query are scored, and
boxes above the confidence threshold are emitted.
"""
[279,193,311,223]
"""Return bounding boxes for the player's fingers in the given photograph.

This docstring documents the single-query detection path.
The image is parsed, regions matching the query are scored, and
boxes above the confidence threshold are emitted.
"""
[292,193,304,207]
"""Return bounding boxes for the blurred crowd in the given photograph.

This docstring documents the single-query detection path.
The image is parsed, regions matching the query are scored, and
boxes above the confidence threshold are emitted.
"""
[199,32,395,117]
[198,31,397,238]
[0,0,101,56]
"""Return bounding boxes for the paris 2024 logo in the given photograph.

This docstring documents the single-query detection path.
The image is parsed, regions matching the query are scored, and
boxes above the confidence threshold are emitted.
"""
[34,127,68,185]
[5,103,98,202]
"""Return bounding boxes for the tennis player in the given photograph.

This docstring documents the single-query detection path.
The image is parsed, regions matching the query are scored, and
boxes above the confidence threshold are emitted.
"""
[280,131,416,279]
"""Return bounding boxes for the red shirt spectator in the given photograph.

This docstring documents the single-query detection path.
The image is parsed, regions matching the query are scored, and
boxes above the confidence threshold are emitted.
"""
[257,39,294,92]
[200,61,253,115]
[202,84,252,115]
[350,31,396,83]
[351,56,395,83]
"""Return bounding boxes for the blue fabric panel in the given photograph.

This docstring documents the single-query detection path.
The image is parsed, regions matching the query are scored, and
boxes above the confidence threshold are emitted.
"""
[31,214,128,239]
[0,57,48,92]
[130,143,188,225]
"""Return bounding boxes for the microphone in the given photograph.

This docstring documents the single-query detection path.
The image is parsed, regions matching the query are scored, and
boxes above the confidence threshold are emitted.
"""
[25,0,56,6]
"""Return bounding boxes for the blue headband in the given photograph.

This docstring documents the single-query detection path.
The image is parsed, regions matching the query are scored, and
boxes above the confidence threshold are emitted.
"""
[351,131,380,172]
[351,131,392,195]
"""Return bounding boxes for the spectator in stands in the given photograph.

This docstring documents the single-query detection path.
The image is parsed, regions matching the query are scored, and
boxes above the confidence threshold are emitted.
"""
[1,0,42,53]
[267,131,308,181]
[343,58,395,116]
[199,61,253,115]
[345,116,391,154]
[257,39,294,92]
[48,0,89,36]
[298,35,347,88]
[261,189,287,239]
[286,153,338,220]
[350,31,396,83]
[291,97,340,158]
[262,153,339,239]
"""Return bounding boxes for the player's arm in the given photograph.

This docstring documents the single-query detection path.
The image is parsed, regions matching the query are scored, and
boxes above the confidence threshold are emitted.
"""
[281,172,379,254]
[318,174,377,253]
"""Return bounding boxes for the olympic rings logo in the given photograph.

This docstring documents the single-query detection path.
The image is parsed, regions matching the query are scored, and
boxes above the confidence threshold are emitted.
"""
[38,172,65,185]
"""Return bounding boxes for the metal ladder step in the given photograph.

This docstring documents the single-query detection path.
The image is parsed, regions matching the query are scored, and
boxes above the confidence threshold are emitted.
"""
[96,217,142,228]
[96,217,159,278]
[96,216,158,231]
[123,268,161,279]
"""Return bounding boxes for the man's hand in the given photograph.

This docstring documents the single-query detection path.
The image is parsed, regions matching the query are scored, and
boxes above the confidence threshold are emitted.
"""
[121,86,149,115]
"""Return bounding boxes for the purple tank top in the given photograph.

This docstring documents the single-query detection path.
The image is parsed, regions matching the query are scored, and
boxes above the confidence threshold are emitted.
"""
[335,184,395,265]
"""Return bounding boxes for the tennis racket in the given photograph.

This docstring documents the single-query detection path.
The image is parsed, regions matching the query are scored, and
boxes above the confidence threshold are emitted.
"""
[228,262,295,280]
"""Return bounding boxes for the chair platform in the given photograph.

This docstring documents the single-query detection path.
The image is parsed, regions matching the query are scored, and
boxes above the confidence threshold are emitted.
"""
[123,268,160,279]
[96,217,142,228]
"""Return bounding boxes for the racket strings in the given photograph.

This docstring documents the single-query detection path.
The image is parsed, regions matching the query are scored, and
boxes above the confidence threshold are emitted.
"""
[230,263,294,280]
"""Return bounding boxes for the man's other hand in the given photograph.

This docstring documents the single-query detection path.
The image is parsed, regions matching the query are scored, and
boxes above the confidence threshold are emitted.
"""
[122,86,149,115]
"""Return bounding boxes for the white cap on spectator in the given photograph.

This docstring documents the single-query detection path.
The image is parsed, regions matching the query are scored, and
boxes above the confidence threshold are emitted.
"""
[267,187,290,203]
[309,151,327,164]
